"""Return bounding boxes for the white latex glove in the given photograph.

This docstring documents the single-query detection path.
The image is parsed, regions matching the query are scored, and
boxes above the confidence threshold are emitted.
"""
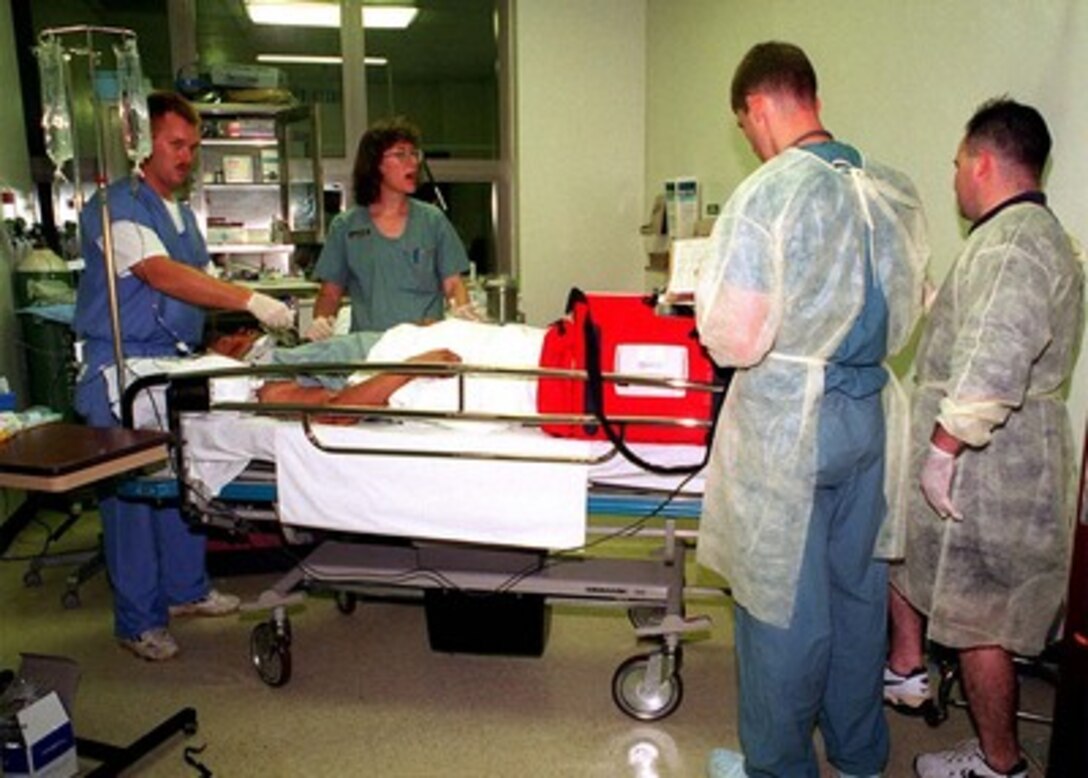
[920,444,962,520]
[449,301,486,322]
[246,292,295,330]
[304,314,336,341]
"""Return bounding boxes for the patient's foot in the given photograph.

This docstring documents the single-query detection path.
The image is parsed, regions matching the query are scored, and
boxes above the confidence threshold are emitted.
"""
[169,589,241,618]
[120,628,179,661]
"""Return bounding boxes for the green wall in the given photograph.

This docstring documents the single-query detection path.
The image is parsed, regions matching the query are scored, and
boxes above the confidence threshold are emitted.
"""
[645,0,1088,448]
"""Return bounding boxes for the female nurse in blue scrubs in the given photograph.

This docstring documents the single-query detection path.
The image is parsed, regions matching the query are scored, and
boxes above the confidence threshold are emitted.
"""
[306,117,472,339]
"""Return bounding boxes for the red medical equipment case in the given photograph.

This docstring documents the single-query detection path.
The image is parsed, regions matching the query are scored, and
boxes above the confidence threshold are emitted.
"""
[537,290,718,445]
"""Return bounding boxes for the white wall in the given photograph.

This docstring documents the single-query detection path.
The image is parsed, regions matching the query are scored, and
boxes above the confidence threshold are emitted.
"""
[645,0,1088,450]
[514,0,647,325]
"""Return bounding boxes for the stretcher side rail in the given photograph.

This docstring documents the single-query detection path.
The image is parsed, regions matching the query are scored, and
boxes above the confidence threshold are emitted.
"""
[228,401,710,431]
[122,359,721,429]
[121,361,718,483]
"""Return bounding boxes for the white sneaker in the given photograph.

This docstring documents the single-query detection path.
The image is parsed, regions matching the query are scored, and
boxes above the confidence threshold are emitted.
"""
[914,739,1027,778]
[169,589,241,618]
[884,664,930,713]
[120,628,179,661]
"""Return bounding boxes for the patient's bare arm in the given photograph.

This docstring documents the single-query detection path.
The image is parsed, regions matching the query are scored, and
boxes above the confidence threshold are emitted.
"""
[329,348,461,406]
[255,348,462,408]
[255,382,336,405]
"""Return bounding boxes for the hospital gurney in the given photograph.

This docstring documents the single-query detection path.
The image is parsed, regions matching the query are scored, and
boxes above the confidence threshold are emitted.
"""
[122,359,723,721]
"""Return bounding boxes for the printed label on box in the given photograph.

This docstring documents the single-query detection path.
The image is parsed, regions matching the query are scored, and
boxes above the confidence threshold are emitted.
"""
[1,692,78,778]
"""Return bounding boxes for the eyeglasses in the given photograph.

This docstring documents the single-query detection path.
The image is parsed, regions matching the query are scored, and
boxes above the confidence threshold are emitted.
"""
[384,148,424,163]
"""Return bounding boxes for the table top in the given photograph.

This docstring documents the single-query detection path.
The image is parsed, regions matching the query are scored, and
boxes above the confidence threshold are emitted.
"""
[0,423,171,492]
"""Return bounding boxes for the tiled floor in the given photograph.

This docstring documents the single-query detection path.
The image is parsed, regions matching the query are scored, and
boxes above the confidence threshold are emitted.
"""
[0,511,1056,776]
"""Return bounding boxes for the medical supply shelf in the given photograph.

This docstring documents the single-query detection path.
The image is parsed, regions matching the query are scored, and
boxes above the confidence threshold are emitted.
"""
[191,102,324,277]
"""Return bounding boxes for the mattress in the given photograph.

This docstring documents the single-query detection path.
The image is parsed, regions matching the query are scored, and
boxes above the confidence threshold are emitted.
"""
[180,414,706,549]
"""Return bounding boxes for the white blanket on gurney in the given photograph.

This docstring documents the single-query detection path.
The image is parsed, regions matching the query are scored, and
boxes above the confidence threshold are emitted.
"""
[181,416,706,549]
[364,320,544,419]
[276,423,590,548]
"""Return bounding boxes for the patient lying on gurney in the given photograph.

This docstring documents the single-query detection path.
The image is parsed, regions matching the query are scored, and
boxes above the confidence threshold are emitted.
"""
[255,336,462,409]
[251,319,546,416]
[115,320,543,430]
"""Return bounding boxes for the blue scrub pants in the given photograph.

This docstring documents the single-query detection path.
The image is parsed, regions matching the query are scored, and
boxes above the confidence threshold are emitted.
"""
[734,391,889,778]
[77,369,209,640]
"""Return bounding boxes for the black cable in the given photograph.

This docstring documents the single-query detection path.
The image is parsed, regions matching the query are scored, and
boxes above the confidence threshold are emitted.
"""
[183,743,213,777]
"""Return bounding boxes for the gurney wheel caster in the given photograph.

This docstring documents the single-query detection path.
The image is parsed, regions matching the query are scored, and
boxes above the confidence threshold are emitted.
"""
[61,590,81,610]
[251,621,292,687]
[612,651,684,721]
[23,570,42,588]
[335,591,357,615]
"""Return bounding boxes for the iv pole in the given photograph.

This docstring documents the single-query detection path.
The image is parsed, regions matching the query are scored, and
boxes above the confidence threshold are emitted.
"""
[37,25,145,412]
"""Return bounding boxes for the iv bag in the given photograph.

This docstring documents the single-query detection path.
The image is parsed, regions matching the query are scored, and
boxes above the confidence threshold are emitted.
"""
[114,37,151,163]
[34,38,74,175]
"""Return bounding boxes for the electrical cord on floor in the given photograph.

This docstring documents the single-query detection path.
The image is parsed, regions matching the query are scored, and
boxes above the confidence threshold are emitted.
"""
[183,742,213,777]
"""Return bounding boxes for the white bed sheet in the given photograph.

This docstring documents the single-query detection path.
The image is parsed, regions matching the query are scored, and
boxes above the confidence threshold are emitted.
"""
[180,415,706,549]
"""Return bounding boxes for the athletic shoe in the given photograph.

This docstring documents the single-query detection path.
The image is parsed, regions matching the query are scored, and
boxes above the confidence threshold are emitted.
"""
[120,628,179,662]
[706,748,748,778]
[169,589,241,618]
[914,739,1027,778]
[884,664,931,713]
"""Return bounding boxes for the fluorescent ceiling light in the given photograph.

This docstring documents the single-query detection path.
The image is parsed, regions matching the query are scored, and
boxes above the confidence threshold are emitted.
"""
[257,54,388,66]
[363,7,418,28]
[247,2,337,27]
[246,3,418,29]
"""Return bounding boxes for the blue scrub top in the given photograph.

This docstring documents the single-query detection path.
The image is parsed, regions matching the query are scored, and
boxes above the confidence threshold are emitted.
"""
[313,199,470,331]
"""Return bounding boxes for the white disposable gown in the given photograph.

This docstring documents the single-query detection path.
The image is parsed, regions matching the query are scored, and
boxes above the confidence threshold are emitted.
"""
[695,148,927,627]
[893,201,1085,655]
